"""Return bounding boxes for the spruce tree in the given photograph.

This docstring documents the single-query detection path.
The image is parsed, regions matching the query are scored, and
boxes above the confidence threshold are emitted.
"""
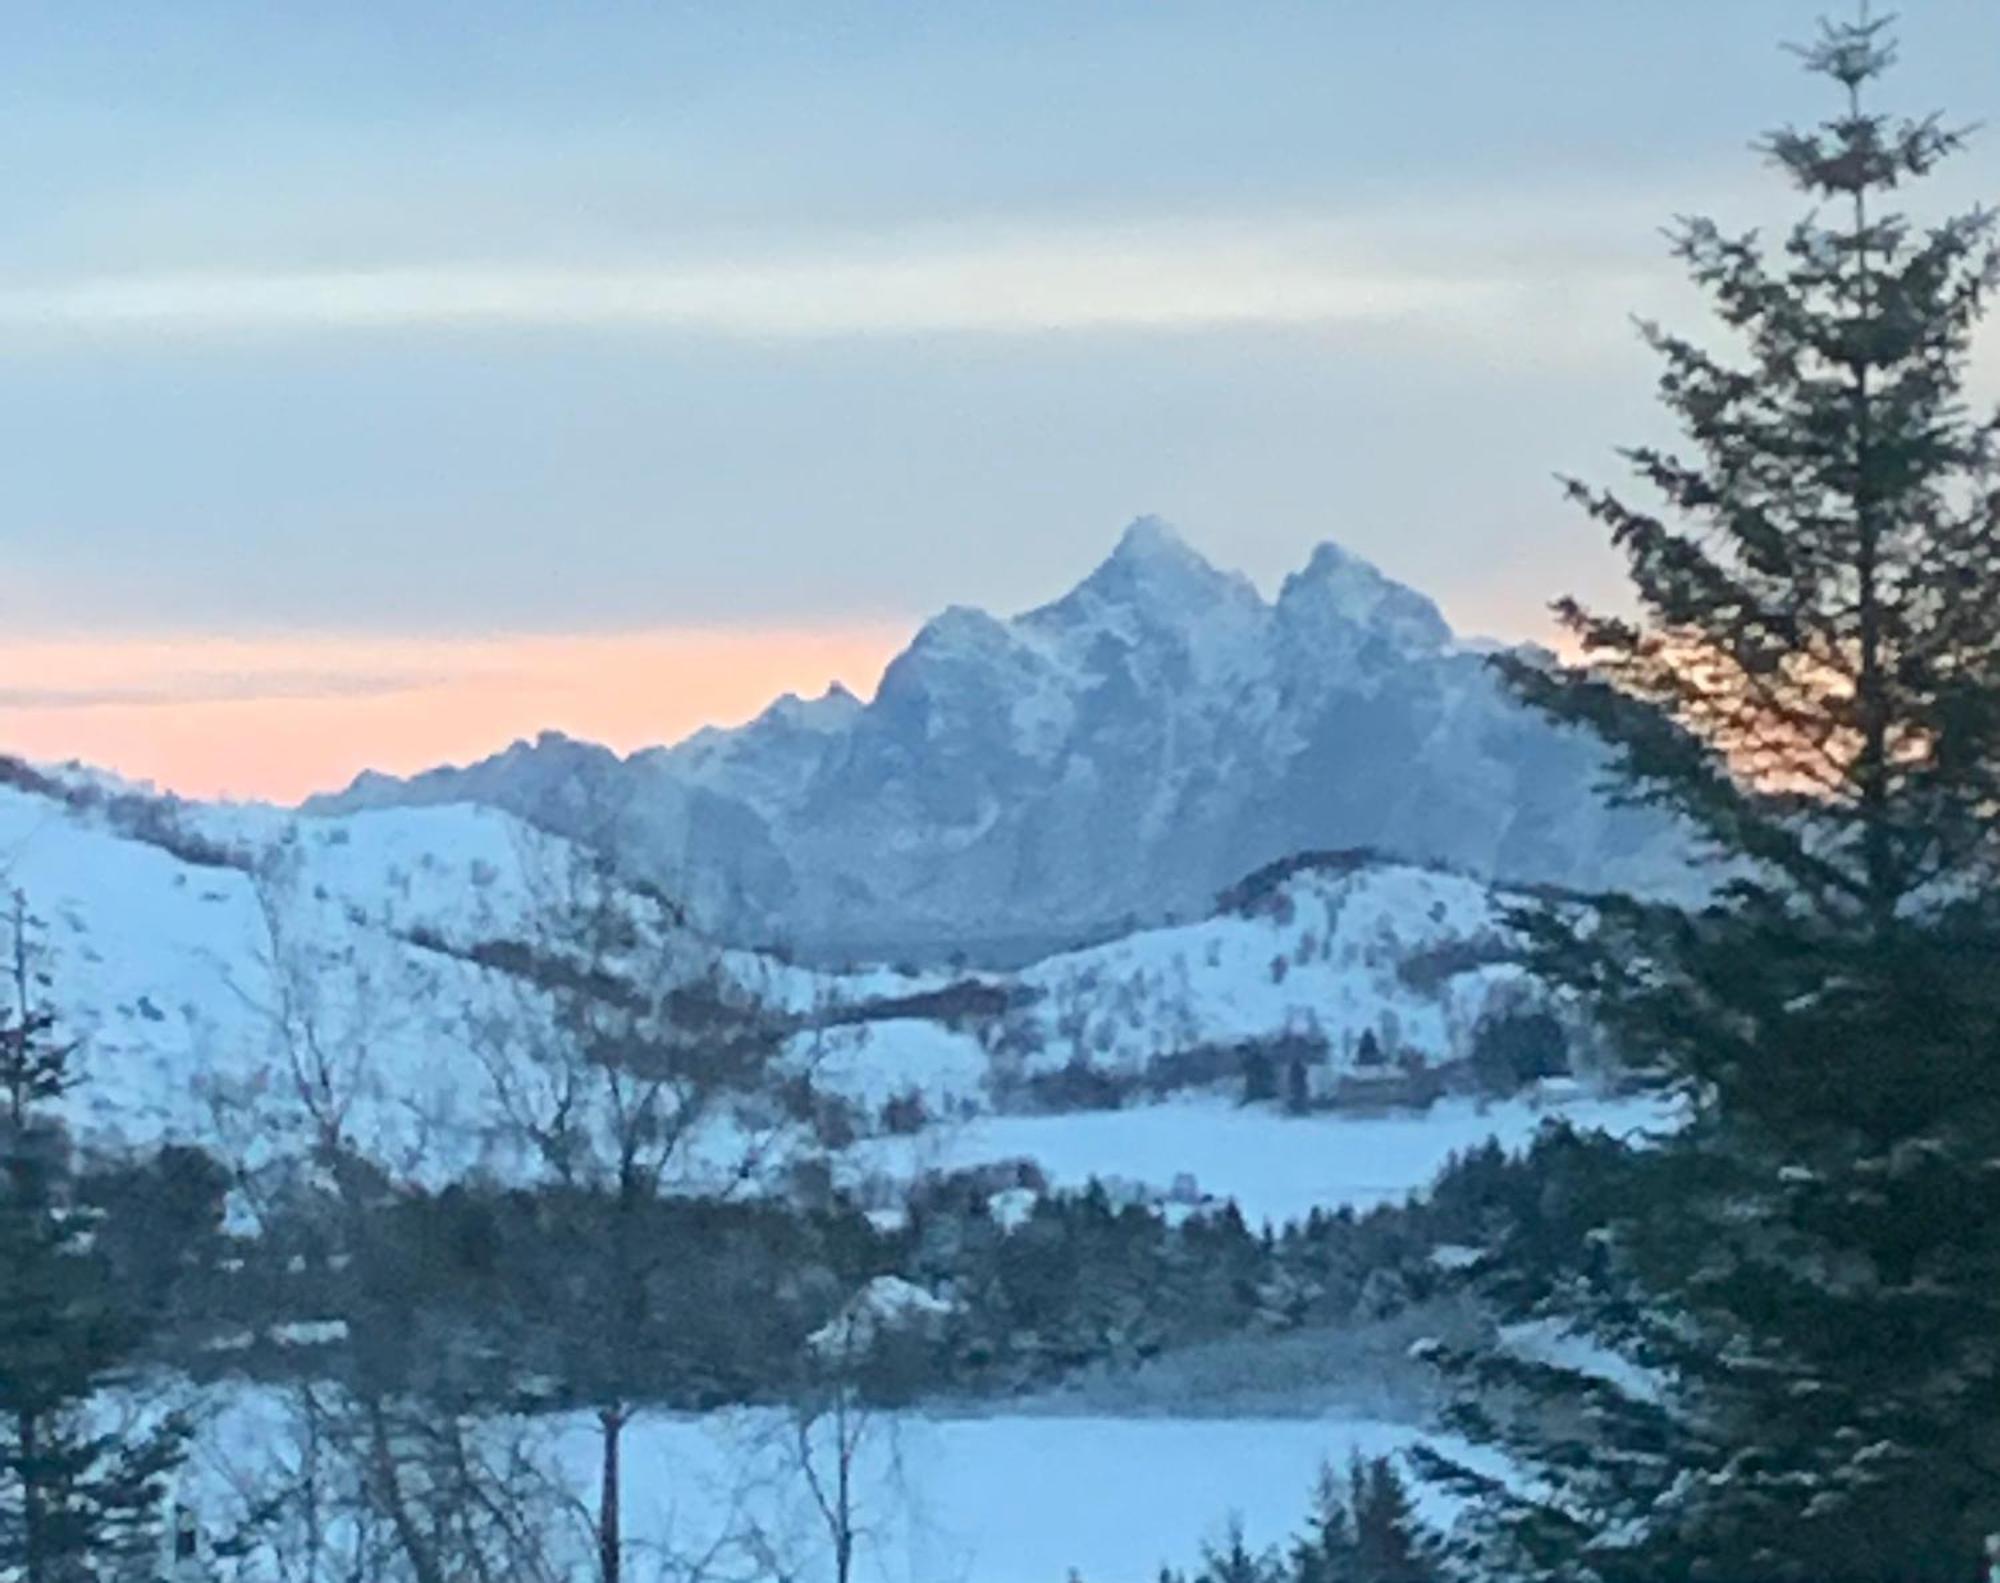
[1289,1457,1434,1583]
[0,895,184,1582]
[1419,11,2000,1582]
[1289,1464,1358,1583]
[1348,1458,1429,1583]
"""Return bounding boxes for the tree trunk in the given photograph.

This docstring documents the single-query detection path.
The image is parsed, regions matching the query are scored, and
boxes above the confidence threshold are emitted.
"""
[1847,103,1899,941]
[598,1404,625,1583]
[834,1455,853,1583]
[834,1391,855,1583]
[364,1397,447,1583]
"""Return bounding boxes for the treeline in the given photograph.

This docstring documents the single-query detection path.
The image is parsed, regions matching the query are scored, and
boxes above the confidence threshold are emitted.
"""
[73,1113,1626,1416]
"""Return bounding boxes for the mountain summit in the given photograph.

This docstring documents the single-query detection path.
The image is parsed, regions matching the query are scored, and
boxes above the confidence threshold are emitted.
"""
[313,520,1677,961]
[1071,515,1258,610]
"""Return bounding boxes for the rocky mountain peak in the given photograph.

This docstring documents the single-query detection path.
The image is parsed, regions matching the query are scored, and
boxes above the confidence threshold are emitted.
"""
[308,518,1679,959]
[1054,516,1259,625]
[1107,513,1202,569]
[1277,540,1453,655]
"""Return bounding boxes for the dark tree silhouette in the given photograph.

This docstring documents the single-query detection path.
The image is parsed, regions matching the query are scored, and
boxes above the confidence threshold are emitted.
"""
[1422,11,2000,1581]
[0,895,184,1582]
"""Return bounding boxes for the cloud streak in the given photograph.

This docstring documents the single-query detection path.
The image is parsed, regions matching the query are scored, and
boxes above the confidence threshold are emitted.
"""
[0,220,1522,339]
[0,626,907,803]
[0,671,442,710]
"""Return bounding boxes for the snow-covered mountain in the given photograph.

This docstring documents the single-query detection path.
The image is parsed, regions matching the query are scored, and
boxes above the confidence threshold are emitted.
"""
[314,519,1681,964]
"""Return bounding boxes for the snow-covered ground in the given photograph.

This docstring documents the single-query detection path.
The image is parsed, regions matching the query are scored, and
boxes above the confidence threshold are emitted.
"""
[804,1017,993,1114]
[575,1409,1476,1583]
[182,1387,1496,1583]
[846,1091,1675,1227]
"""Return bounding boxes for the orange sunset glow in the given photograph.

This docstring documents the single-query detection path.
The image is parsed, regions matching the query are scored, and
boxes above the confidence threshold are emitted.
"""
[0,625,911,805]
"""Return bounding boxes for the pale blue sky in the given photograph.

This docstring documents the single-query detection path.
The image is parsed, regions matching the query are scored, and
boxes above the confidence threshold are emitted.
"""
[4,1,1998,644]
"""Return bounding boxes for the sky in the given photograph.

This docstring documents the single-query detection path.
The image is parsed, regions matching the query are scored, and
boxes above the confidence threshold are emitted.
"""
[3,1,1997,802]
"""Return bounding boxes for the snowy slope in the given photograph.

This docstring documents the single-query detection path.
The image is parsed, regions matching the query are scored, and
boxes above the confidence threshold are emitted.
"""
[0,778,801,1188]
[799,849,1591,1124]
[1002,858,1531,1078]
[1,769,1651,1225]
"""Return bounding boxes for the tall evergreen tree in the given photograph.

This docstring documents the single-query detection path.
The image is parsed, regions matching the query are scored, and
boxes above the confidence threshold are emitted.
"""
[0,894,184,1582]
[1419,10,2000,1581]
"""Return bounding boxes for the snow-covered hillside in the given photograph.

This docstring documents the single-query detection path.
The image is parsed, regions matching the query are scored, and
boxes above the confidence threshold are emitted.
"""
[0,766,1640,1221]
[314,519,1688,963]
[0,772,795,1187]
[997,858,1534,1083]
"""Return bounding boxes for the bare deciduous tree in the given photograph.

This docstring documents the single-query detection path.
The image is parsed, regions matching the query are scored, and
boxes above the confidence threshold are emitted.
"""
[192,853,578,1583]
[456,829,795,1583]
